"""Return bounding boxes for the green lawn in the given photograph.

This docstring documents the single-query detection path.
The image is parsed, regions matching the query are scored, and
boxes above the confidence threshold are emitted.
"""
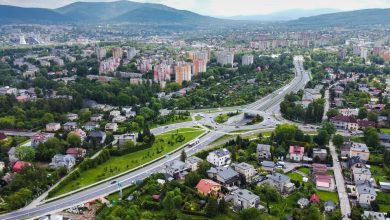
[370,165,390,182]
[380,128,390,134]
[228,130,251,134]
[377,192,390,212]
[287,172,304,183]
[214,114,230,124]
[151,115,192,128]
[50,127,204,197]
[317,191,338,203]
[297,167,310,175]
[209,134,235,145]
[194,115,202,121]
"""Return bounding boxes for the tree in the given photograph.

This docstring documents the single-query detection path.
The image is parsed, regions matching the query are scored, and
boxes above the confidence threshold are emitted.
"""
[363,127,379,149]
[332,134,344,149]
[329,209,342,220]
[184,172,201,187]
[67,132,81,147]
[321,122,336,135]
[238,208,262,220]
[351,206,362,220]
[326,109,338,119]
[218,198,228,214]
[358,107,368,119]
[15,146,35,161]
[254,184,281,214]
[205,198,218,218]
[314,130,330,147]
[162,191,176,218]
[180,150,187,162]
[384,150,390,168]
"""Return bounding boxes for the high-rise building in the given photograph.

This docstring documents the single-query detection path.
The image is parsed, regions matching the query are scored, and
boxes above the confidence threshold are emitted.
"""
[192,59,207,77]
[242,54,254,66]
[99,58,121,74]
[217,51,234,67]
[127,47,137,60]
[175,62,192,85]
[154,64,172,82]
[360,47,369,60]
[112,47,124,59]
[19,36,27,45]
[188,51,209,62]
[95,47,106,61]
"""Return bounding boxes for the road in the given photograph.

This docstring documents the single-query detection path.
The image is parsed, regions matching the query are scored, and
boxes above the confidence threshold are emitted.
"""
[329,140,351,219]
[0,55,310,220]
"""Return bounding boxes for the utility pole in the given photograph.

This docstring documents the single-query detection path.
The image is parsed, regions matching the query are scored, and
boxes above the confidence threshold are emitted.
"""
[117,182,123,200]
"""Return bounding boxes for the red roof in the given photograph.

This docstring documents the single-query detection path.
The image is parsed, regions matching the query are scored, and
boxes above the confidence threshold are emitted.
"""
[195,179,220,194]
[357,119,376,128]
[0,132,7,140]
[12,161,30,172]
[310,194,320,204]
[315,174,331,183]
[289,146,304,155]
[330,115,357,123]
[152,195,160,201]
[312,163,327,175]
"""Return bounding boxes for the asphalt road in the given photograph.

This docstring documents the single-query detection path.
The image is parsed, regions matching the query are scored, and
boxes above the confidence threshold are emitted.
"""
[0,55,311,220]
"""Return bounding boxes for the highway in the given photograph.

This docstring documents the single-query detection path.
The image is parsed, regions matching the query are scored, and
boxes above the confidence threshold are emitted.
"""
[0,55,310,220]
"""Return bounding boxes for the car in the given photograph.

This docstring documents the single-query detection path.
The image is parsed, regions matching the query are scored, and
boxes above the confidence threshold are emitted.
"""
[165,126,168,129]
[111,181,117,184]
[235,126,239,128]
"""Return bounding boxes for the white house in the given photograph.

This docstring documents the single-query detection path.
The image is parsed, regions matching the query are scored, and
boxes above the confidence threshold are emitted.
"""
[49,154,76,170]
[356,181,377,208]
[234,162,256,183]
[352,166,372,183]
[228,188,261,210]
[206,148,231,166]
[105,123,118,132]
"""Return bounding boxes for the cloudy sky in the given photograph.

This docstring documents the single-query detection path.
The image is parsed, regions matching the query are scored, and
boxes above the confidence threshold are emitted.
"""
[1,0,390,16]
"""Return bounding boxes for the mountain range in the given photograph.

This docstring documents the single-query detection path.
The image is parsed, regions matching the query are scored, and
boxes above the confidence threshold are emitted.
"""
[0,1,389,27]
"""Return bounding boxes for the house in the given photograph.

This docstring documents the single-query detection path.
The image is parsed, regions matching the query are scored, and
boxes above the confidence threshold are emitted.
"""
[89,131,106,144]
[8,147,18,163]
[379,182,390,192]
[312,148,327,162]
[357,119,376,129]
[297,198,310,208]
[90,114,103,122]
[330,115,358,130]
[195,179,221,197]
[110,110,121,118]
[261,161,275,172]
[310,194,320,204]
[339,108,359,117]
[66,148,87,159]
[12,161,30,172]
[46,123,61,132]
[207,166,240,187]
[165,160,190,179]
[49,154,76,170]
[257,144,271,160]
[234,162,256,183]
[324,201,337,212]
[356,181,376,208]
[64,122,78,131]
[0,132,7,140]
[31,133,53,147]
[122,106,136,117]
[105,123,118,132]
[315,174,332,189]
[348,156,366,169]
[266,172,295,194]
[379,133,390,149]
[185,156,203,172]
[312,163,327,175]
[350,142,370,161]
[112,116,127,123]
[362,211,387,220]
[228,188,261,210]
[352,166,372,183]
[70,129,87,141]
[118,133,137,146]
[341,145,351,158]
[206,148,231,166]
[289,146,304,161]
[84,121,99,131]
[67,113,79,121]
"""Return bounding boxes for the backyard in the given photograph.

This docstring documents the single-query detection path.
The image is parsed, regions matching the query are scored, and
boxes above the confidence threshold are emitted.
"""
[50,127,205,197]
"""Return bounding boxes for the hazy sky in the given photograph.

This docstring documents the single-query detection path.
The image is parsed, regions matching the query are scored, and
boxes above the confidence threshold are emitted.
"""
[1,0,390,16]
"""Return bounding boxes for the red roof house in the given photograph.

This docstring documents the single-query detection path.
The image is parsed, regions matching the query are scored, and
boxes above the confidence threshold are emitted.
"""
[66,147,87,159]
[12,161,30,172]
[195,179,221,197]
[289,146,304,161]
[315,174,332,188]
[312,163,328,175]
[310,194,320,204]
[0,132,7,140]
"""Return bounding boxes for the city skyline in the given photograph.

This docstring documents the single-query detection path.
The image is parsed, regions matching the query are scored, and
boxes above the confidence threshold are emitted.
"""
[0,0,390,16]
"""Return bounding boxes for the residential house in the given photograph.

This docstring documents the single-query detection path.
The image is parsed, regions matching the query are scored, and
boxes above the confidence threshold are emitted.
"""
[356,181,376,208]
[348,156,366,169]
[339,108,359,117]
[185,156,203,172]
[312,148,327,162]
[66,148,87,159]
[89,131,106,144]
[110,110,121,118]
[206,148,231,166]
[315,174,332,189]
[122,106,136,117]
[12,161,30,172]
[261,161,275,172]
[312,163,328,175]
[330,115,358,130]
[207,166,240,187]
[165,160,190,179]
[379,133,390,149]
[289,146,304,161]
[8,147,18,163]
[31,133,53,148]
[257,144,271,160]
[49,154,76,170]
[357,119,376,129]
[67,113,79,121]
[195,179,221,197]
[90,114,103,122]
[228,188,261,210]
[234,162,256,183]
[350,142,370,161]
[105,123,118,132]
[84,121,100,131]
[70,128,87,141]
[266,172,295,193]
[118,133,137,146]
[324,201,337,212]
[112,116,127,123]
[63,122,78,131]
[46,123,61,132]
[297,198,310,208]
[362,211,387,220]
[352,166,372,183]
[0,132,7,141]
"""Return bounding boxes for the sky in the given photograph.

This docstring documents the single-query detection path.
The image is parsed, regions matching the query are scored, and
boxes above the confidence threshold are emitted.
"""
[0,0,390,16]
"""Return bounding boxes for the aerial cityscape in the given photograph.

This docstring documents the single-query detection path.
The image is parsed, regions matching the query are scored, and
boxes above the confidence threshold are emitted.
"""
[0,0,390,219]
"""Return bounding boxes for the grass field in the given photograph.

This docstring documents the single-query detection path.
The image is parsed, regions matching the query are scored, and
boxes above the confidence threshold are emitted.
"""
[194,115,202,121]
[214,114,230,124]
[50,127,204,197]
[370,165,390,182]
[380,128,390,134]
[151,115,192,128]
[297,167,310,175]
[317,191,338,203]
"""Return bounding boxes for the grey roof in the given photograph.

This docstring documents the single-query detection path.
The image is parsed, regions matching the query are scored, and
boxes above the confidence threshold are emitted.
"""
[261,161,275,167]
[348,156,365,167]
[185,156,203,164]
[64,122,77,126]
[207,167,239,181]
[356,181,377,196]
[212,148,230,157]
[379,133,390,140]
[363,211,386,220]
[297,198,309,206]
[167,160,188,171]
[350,142,369,152]
[267,172,290,183]
[90,131,105,138]
[231,188,259,201]
[352,167,371,176]
[234,162,254,171]
[324,201,337,209]
[257,144,271,152]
